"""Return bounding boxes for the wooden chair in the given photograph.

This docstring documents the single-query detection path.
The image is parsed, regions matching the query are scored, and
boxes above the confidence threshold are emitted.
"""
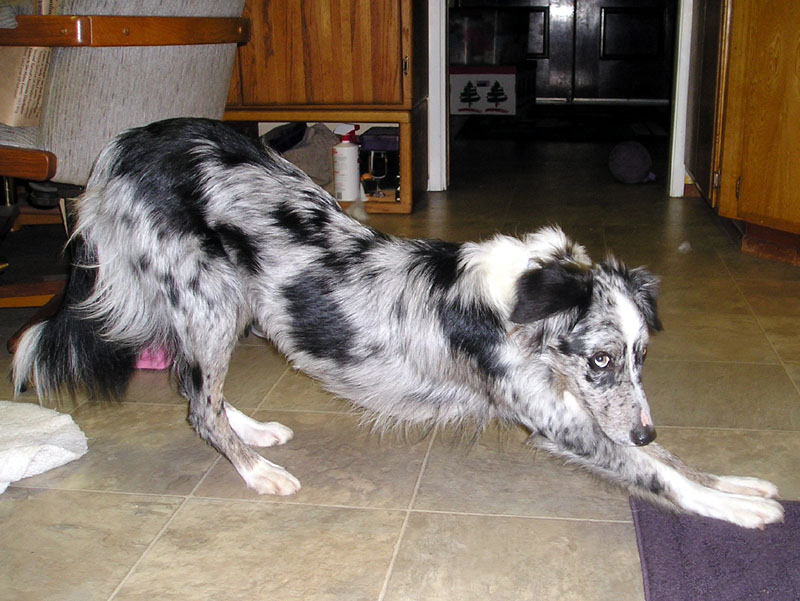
[0,0,248,351]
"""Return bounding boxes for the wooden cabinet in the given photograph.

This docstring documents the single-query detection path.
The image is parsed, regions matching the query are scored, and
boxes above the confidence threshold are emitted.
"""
[716,0,800,235]
[224,0,428,214]
[686,0,800,261]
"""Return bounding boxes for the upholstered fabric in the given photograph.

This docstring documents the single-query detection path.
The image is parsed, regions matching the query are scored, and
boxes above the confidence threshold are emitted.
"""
[0,0,244,185]
[0,1,38,147]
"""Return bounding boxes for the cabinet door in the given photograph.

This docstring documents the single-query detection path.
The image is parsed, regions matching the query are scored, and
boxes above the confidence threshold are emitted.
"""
[734,1,800,233]
[719,0,800,234]
[235,0,408,108]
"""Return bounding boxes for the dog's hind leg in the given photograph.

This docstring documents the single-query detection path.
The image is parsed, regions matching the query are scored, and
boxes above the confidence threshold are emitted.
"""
[178,356,300,496]
[172,282,300,495]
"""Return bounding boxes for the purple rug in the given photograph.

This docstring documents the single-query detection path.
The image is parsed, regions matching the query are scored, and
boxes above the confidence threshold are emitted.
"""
[630,498,800,601]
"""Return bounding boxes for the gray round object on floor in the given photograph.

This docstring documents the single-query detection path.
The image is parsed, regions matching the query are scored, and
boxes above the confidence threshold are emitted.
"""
[608,140,654,184]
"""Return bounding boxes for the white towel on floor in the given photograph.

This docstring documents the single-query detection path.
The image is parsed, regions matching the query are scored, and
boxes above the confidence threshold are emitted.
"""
[0,400,87,493]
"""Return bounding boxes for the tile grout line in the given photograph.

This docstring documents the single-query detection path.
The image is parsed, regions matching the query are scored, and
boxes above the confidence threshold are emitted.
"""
[658,424,800,434]
[376,430,437,601]
[720,256,800,400]
[408,507,633,525]
[251,363,291,415]
[104,451,227,601]
[645,357,784,366]
[105,493,192,601]
[100,361,314,601]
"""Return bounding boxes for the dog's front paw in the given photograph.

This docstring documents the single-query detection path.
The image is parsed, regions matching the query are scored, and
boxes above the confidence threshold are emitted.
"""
[721,495,785,529]
[714,475,779,499]
[675,477,784,529]
[686,488,784,529]
[240,456,301,496]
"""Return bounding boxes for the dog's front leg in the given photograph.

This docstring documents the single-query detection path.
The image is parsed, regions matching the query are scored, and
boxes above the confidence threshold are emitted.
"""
[536,431,784,529]
[628,443,783,528]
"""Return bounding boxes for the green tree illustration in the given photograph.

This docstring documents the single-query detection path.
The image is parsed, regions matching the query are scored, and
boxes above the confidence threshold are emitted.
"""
[486,81,508,107]
[459,81,480,107]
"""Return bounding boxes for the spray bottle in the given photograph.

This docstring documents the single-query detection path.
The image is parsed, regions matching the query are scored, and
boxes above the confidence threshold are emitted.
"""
[333,123,360,202]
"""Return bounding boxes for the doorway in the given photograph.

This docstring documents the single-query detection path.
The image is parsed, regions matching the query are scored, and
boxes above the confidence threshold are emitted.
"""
[443,0,678,189]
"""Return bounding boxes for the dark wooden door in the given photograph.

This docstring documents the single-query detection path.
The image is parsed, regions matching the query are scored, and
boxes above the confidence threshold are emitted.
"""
[684,0,725,202]
[451,0,676,103]
[574,0,676,102]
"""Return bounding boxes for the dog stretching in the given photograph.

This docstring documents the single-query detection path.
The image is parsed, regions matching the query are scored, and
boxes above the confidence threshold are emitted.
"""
[12,118,783,529]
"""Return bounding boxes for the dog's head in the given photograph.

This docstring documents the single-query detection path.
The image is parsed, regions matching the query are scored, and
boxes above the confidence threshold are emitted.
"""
[510,254,661,447]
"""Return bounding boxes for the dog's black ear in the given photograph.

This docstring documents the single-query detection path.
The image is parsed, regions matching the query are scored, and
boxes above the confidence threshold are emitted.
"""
[624,267,662,331]
[510,262,593,324]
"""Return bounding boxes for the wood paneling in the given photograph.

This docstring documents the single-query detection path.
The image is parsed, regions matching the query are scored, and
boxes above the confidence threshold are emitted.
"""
[732,1,800,234]
[225,0,425,214]
[235,0,407,107]
[0,15,249,47]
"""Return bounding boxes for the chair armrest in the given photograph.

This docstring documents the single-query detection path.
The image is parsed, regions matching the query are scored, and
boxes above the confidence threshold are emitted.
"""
[0,145,57,181]
[0,15,249,47]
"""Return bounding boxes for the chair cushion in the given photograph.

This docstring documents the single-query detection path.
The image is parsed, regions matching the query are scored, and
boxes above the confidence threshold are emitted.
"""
[0,124,38,150]
[36,0,245,185]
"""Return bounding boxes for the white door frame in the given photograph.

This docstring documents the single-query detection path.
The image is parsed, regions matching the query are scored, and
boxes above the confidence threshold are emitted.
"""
[427,0,693,195]
[427,1,448,191]
[668,0,693,197]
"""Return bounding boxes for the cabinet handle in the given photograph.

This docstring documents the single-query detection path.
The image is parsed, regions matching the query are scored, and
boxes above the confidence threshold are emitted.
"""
[402,55,409,77]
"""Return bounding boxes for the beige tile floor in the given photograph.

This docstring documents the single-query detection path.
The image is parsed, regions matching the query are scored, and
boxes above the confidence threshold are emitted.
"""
[2,137,800,601]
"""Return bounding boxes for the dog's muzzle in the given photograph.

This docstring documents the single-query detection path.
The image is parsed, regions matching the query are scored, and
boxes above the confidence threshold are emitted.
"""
[630,424,657,446]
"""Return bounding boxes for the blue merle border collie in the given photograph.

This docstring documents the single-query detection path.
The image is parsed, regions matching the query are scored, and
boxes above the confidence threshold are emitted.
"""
[12,118,783,529]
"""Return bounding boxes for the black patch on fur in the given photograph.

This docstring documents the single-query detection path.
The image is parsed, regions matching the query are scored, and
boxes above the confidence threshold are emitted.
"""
[271,201,332,249]
[320,229,390,274]
[511,262,593,324]
[191,364,204,394]
[161,272,181,308]
[636,473,665,496]
[188,272,202,293]
[137,255,151,273]
[439,301,506,379]
[27,239,137,400]
[558,336,587,357]
[107,119,273,269]
[214,223,259,274]
[110,118,267,180]
[282,274,357,362]
[174,360,206,402]
[409,240,463,292]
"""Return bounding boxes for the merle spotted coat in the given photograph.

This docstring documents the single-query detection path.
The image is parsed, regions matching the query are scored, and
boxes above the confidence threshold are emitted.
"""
[13,118,783,528]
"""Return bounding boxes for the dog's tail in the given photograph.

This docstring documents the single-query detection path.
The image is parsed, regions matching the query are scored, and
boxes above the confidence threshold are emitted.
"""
[11,237,138,401]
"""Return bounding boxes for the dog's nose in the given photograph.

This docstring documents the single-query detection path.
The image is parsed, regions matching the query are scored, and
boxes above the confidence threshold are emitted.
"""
[630,425,656,446]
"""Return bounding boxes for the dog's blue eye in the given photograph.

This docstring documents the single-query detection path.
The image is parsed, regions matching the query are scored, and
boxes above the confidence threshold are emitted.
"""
[592,352,611,369]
